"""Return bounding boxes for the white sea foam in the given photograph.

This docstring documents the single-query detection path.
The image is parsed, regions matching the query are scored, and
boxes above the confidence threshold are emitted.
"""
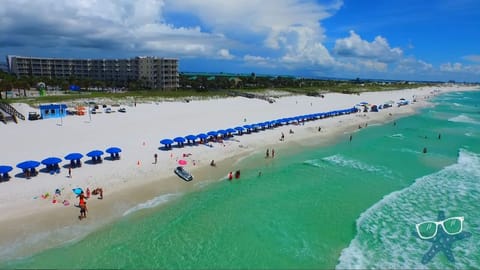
[336,149,480,269]
[389,133,405,140]
[323,154,392,176]
[122,193,181,217]
[448,114,480,125]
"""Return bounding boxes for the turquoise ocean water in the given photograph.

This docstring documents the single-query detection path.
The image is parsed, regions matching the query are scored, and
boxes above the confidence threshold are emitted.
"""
[3,90,480,269]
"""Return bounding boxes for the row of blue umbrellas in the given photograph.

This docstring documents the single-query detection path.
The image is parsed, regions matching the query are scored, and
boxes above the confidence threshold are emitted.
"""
[160,107,358,148]
[0,147,122,178]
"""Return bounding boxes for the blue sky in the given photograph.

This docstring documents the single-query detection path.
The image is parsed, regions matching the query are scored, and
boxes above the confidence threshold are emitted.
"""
[1,0,479,82]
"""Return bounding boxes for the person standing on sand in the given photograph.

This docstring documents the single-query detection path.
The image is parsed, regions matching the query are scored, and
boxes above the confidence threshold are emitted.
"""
[78,191,87,220]
[68,167,72,178]
[154,153,158,164]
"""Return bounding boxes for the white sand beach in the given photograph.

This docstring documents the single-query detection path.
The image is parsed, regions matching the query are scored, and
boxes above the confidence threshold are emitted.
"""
[0,85,475,259]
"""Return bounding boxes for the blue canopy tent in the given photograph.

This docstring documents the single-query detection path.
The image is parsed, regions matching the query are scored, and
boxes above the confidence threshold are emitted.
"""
[16,160,41,178]
[0,165,13,180]
[160,138,174,149]
[173,137,186,147]
[106,147,122,160]
[185,134,198,144]
[41,157,62,174]
[65,152,83,168]
[87,150,104,164]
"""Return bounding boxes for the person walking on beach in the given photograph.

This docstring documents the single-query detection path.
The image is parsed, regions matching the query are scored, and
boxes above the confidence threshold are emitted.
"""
[154,153,158,164]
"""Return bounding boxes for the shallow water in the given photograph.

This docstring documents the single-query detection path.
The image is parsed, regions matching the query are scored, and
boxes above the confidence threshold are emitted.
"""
[3,90,480,269]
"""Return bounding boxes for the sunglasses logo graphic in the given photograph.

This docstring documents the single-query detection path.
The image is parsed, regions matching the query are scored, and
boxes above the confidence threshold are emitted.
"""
[415,211,471,265]
[415,216,464,240]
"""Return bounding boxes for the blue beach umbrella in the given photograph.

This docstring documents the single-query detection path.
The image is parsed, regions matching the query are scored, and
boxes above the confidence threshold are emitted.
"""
[226,128,237,134]
[0,165,13,174]
[86,150,104,157]
[234,126,245,131]
[41,157,62,166]
[160,139,174,145]
[105,147,122,154]
[197,133,208,140]
[185,134,197,141]
[217,129,227,135]
[207,131,218,137]
[173,137,186,143]
[65,153,83,160]
[16,160,41,170]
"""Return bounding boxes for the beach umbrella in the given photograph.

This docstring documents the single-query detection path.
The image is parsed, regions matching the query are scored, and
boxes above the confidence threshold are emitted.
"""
[0,165,13,174]
[173,137,186,143]
[105,147,122,154]
[86,150,104,157]
[197,133,208,140]
[217,129,227,135]
[72,188,83,195]
[234,126,245,131]
[207,131,218,137]
[185,134,197,141]
[41,157,62,166]
[160,139,174,145]
[226,128,237,134]
[16,160,41,170]
[65,153,83,160]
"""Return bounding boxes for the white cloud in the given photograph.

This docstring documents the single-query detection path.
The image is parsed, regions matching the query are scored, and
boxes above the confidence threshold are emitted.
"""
[440,62,463,72]
[334,30,403,62]
[395,57,433,74]
[462,55,480,63]
[243,54,273,66]
[217,49,234,59]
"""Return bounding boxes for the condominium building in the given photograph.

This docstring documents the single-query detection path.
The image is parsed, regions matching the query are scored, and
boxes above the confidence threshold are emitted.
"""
[6,55,179,90]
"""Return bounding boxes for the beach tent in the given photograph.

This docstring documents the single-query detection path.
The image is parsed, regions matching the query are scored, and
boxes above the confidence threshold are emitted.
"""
[87,150,104,164]
[106,147,122,160]
[39,104,67,119]
[0,165,13,179]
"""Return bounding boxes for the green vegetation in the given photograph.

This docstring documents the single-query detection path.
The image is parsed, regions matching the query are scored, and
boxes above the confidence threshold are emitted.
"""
[0,70,445,104]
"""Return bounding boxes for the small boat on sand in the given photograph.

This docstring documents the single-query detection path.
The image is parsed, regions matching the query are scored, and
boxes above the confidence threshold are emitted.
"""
[174,166,193,181]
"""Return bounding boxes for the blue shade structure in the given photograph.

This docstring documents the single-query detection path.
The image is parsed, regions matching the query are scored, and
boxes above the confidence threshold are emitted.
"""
[41,157,62,165]
[41,157,62,174]
[0,165,13,179]
[64,153,84,160]
[106,147,122,160]
[16,160,40,169]
[87,150,104,164]
[105,147,122,154]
